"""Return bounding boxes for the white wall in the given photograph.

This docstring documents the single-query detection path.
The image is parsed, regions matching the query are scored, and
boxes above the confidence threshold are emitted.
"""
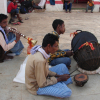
[0,0,7,14]
[93,0,100,12]
[46,0,63,11]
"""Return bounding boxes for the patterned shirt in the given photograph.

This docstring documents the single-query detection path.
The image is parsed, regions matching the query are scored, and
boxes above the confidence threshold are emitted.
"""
[48,31,66,63]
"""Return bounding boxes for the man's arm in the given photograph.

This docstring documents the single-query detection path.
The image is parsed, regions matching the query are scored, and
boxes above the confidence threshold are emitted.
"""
[35,60,57,88]
[34,60,70,88]
[0,32,21,51]
[0,32,16,51]
[48,70,57,77]
[11,2,17,9]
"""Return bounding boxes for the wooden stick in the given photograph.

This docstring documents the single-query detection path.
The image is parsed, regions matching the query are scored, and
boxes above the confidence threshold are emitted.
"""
[70,74,76,77]
[69,68,78,75]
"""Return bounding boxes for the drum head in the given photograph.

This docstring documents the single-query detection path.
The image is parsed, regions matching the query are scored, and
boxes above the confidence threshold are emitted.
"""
[71,31,98,52]
[74,74,88,82]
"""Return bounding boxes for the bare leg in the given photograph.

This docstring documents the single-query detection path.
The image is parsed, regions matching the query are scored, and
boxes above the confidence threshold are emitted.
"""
[9,13,15,23]
[16,14,23,23]
[0,51,14,63]
[4,51,14,60]
[16,14,21,21]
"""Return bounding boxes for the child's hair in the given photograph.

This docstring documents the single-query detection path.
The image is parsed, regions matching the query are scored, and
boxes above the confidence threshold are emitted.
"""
[52,19,64,30]
[0,14,8,23]
[42,33,58,47]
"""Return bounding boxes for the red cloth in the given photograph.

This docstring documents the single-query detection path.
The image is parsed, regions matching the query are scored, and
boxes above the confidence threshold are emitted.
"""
[7,2,17,13]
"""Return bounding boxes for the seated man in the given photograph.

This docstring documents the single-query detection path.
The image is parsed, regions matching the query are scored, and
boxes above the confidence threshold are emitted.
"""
[86,0,94,13]
[64,0,72,13]
[25,33,72,98]
[7,0,23,23]
[20,0,44,13]
[0,14,24,63]
[48,19,73,69]
[32,0,45,12]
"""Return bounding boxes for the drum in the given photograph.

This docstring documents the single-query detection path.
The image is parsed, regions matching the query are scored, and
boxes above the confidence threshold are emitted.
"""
[73,42,100,71]
[74,74,88,87]
[71,30,100,72]
[71,30,98,52]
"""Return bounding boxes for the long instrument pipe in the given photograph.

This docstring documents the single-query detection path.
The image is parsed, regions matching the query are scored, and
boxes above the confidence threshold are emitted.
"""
[9,28,37,45]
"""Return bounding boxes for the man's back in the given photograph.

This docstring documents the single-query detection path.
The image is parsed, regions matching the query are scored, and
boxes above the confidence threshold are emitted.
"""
[25,52,48,95]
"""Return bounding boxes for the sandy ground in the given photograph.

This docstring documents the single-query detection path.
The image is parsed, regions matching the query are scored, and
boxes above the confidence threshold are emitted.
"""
[0,10,100,100]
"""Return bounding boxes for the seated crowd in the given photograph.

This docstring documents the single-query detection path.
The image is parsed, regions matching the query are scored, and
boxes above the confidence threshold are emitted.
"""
[7,0,45,24]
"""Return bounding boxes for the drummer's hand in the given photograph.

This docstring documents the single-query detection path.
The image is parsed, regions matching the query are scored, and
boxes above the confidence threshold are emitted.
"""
[65,50,74,57]
[55,74,62,77]
[15,32,21,42]
[57,74,70,82]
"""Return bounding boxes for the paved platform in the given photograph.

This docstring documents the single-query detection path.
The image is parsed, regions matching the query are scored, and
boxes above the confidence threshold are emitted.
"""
[0,11,100,100]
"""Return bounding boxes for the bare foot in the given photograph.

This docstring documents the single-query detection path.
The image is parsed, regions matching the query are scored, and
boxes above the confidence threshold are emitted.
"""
[67,65,71,69]
[4,55,14,60]
[0,60,4,63]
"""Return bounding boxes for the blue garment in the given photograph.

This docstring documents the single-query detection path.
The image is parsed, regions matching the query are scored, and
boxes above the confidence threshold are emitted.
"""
[7,32,24,55]
[10,8,19,14]
[65,3,72,12]
[0,26,9,44]
[49,0,55,5]
[37,64,72,98]
[50,49,71,67]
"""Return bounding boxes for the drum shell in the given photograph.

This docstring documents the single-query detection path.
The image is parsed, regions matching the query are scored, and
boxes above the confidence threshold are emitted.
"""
[71,31,98,52]
[74,74,88,87]
[73,43,100,71]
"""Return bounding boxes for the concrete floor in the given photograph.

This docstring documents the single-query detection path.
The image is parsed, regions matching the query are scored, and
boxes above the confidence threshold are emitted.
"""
[0,10,100,100]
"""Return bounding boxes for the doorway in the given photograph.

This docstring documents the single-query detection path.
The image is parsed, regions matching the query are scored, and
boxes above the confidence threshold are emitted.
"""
[72,0,88,9]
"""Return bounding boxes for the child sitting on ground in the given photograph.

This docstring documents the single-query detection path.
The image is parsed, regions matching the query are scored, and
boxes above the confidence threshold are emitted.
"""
[7,0,23,23]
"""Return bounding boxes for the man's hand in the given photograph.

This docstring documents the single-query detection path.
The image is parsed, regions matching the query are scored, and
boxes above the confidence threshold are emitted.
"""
[15,32,21,42]
[14,2,18,5]
[65,50,74,57]
[9,28,17,33]
[55,74,62,77]
[57,74,70,82]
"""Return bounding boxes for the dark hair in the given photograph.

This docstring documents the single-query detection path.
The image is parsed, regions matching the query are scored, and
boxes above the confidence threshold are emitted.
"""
[0,14,8,23]
[52,19,64,30]
[42,33,58,47]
